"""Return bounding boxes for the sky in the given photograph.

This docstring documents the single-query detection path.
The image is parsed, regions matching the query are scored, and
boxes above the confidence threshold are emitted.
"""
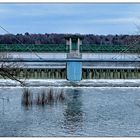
[0,4,140,35]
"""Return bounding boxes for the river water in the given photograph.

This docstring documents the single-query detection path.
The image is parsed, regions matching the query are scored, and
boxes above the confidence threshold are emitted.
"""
[1,87,140,136]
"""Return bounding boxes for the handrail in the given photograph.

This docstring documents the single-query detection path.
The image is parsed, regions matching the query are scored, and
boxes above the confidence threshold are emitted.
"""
[0,44,140,53]
[0,58,140,62]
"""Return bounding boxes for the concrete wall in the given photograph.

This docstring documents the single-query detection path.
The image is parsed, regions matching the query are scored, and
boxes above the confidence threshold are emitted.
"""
[82,53,140,60]
[1,52,139,60]
[0,52,67,59]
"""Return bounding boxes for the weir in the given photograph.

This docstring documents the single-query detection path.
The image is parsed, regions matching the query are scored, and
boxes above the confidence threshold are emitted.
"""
[1,68,140,80]
[1,35,140,81]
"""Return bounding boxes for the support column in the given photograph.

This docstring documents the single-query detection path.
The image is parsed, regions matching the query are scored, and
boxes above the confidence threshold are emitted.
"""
[77,38,80,55]
[70,38,72,53]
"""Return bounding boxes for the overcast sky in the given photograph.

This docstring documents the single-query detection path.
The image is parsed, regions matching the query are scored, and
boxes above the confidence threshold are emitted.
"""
[0,4,140,35]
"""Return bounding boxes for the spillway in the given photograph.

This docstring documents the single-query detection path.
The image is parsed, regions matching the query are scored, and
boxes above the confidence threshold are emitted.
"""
[1,67,140,80]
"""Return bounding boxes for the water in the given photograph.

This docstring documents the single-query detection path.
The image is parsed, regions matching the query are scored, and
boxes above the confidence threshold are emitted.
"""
[1,87,140,136]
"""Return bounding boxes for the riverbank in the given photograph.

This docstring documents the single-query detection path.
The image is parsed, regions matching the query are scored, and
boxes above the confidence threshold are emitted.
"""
[0,79,140,87]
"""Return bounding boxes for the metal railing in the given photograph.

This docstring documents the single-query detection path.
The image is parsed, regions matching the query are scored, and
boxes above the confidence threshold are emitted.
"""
[0,44,69,52]
[0,44,140,53]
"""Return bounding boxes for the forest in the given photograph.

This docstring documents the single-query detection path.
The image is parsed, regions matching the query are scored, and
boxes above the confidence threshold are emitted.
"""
[0,33,140,45]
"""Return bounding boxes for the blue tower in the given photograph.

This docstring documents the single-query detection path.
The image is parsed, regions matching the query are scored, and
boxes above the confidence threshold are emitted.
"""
[65,35,83,81]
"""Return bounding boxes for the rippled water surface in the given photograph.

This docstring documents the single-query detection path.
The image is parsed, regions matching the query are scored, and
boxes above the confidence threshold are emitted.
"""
[1,87,140,136]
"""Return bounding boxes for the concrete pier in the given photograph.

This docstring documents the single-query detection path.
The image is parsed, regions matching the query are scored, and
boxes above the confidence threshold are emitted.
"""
[67,62,82,81]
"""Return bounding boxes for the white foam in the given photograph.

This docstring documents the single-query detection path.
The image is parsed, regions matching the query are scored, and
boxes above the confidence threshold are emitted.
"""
[0,79,140,87]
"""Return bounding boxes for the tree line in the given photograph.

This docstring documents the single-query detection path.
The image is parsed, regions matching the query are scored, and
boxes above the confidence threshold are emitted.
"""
[0,33,140,45]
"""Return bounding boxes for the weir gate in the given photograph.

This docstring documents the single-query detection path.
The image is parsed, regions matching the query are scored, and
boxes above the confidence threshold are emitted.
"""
[1,35,140,81]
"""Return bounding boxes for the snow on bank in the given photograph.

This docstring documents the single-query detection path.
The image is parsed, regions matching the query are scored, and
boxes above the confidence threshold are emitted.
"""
[0,79,140,87]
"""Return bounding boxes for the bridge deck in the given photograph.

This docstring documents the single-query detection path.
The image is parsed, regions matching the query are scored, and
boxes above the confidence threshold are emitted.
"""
[0,58,140,62]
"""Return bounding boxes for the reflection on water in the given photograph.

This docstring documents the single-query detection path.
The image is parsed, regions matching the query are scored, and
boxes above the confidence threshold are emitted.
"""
[21,88,66,108]
[0,97,9,115]
[63,89,83,134]
[21,88,83,135]
[1,87,140,136]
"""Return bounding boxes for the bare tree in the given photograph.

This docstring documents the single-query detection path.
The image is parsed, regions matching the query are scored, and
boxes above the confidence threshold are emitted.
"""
[0,52,26,85]
[0,25,41,86]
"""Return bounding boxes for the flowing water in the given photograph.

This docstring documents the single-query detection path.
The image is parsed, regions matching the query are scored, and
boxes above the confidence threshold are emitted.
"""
[1,87,140,136]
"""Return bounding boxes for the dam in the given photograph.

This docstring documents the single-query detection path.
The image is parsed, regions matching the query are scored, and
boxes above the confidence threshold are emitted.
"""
[0,35,140,81]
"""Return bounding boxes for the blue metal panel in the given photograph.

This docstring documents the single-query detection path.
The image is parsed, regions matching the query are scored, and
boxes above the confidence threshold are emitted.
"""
[67,62,82,81]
